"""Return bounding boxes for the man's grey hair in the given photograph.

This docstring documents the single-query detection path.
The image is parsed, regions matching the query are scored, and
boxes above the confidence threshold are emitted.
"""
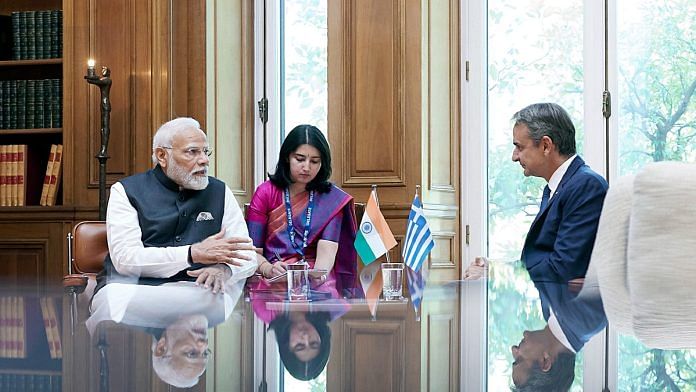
[511,103,577,157]
[151,338,202,388]
[151,117,202,165]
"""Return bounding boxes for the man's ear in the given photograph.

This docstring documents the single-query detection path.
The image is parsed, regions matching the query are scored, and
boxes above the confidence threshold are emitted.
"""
[541,136,555,155]
[154,336,168,357]
[155,147,168,168]
[540,351,554,373]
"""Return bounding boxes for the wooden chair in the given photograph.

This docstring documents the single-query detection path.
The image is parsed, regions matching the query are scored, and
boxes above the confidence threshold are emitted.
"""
[63,221,107,294]
[62,221,109,392]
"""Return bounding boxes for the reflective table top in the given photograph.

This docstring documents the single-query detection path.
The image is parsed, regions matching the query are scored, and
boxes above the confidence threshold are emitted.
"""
[3,262,695,392]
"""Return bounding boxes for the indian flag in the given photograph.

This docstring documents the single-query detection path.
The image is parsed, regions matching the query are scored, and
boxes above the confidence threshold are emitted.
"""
[354,189,397,264]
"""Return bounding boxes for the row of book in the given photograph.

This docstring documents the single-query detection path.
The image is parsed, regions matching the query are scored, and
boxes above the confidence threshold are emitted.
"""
[0,297,25,359]
[0,144,62,207]
[0,374,61,392]
[0,79,62,130]
[8,10,63,60]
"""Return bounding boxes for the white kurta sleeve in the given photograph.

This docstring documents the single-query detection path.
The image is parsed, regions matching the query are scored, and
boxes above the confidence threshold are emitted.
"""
[221,185,258,282]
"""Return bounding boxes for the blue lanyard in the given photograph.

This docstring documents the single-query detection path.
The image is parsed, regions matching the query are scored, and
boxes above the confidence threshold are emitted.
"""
[283,189,315,259]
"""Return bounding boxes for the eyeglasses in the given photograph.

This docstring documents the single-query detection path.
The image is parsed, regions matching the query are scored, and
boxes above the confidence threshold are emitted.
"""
[160,146,213,159]
[184,347,212,359]
[163,347,212,360]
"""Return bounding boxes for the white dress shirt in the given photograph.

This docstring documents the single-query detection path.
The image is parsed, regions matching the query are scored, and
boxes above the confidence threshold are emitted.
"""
[547,155,577,201]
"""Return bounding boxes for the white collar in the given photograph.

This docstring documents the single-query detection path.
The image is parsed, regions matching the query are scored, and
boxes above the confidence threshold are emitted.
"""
[547,155,577,198]
[548,309,577,353]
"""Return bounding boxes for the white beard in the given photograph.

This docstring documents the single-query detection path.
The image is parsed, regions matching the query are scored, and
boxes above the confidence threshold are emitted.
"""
[166,156,209,190]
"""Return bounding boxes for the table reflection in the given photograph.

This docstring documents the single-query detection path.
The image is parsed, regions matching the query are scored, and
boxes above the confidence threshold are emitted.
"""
[86,280,245,388]
[248,278,350,382]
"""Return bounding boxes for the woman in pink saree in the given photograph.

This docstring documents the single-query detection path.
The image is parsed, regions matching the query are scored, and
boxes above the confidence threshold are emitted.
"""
[246,125,358,296]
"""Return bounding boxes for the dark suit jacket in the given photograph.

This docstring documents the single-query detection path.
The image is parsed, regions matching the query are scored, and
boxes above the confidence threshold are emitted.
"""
[535,281,607,352]
[522,156,608,282]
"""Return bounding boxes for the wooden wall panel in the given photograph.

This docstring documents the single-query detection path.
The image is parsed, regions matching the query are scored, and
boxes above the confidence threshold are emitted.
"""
[329,0,420,205]
[66,0,203,208]
[329,302,420,392]
[348,321,404,391]
[351,1,402,182]
[0,222,67,287]
[172,0,207,126]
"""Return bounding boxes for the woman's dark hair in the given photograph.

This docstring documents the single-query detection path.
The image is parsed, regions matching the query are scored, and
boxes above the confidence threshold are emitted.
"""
[268,311,332,381]
[269,124,332,193]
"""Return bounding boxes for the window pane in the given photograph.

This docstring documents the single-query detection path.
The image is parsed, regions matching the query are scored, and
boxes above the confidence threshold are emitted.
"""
[615,0,696,388]
[487,0,584,389]
[282,0,328,137]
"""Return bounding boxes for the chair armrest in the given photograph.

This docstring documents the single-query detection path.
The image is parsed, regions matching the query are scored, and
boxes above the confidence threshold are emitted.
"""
[63,274,89,294]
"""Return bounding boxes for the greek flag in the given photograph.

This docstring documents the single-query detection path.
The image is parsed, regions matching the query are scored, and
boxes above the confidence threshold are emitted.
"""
[402,194,435,272]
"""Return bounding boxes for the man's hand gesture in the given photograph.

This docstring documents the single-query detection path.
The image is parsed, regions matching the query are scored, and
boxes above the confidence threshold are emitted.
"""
[190,228,255,266]
[187,264,232,294]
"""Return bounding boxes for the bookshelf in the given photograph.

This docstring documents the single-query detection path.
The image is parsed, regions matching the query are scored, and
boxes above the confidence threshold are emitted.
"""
[0,1,66,390]
[0,1,63,208]
[0,293,63,392]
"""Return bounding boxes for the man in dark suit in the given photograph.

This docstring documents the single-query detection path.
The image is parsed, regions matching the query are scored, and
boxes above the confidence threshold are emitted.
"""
[510,281,607,391]
[512,102,608,283]
[508,102,608,390]
[464,103,609,391]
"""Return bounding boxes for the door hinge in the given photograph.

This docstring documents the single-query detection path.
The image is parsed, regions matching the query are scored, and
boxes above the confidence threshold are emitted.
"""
[602,91,611,119]
[465,61,470,82]
[465,224,470,245]
[258,97,268,124]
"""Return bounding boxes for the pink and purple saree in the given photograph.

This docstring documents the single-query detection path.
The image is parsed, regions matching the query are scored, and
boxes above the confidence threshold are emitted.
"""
[246,181,358,294]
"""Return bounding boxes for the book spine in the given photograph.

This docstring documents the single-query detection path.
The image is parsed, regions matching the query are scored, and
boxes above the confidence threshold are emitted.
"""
[18,297,25,358]
[46,297,62,358]
[35,12,44,59]
[9,145,17,206]
[46,144,63,206]
[53,79,62,128]
[19,12,27,60]
[17,145,26,206]
[0,81,3,129]
[0,297,7,357]
[9,80,17,129]
[16,80,26,129]
[11,12,20,60]
[40,144,56,206]
[35,80,44,129]
[39,297,56,359]
[0,145,6,206]
[36,79,51,128]
[49,11,58,58]
[2,81,9,129]
[26,11,36,60]
[26,80,36,129]
[57,11,63,58]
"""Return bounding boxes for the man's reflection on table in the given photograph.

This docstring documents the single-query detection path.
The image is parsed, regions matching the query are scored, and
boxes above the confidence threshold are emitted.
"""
[510,280,606,391]
[86,280,244,388]
[248,278,349,381]
[150,314,210,388]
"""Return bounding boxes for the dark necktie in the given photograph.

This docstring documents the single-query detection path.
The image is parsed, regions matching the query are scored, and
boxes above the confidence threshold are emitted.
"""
[540,185,551,211]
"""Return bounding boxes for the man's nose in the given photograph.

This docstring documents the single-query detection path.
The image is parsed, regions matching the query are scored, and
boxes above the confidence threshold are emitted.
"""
[198,153,210,165]
[511,150,519,162]
[511,345,518,356]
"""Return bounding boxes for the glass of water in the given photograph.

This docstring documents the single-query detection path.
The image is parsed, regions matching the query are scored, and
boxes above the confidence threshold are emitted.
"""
[287,263,309,301]
[381,263,404,300]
